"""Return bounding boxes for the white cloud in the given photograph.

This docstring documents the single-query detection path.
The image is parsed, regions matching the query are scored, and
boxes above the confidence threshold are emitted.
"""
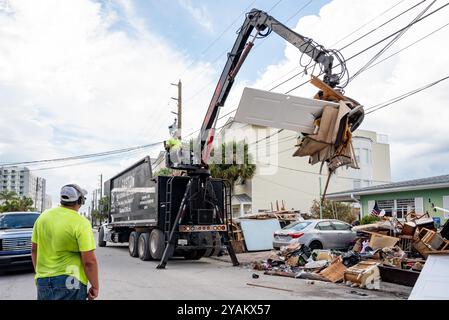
[178,0,214,33]
[0,0,216,207]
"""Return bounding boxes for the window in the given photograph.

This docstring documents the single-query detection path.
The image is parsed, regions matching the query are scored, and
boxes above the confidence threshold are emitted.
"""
[316,221,334,230]
[283,221,312,231]
[377,200,394,217]
[332,221,351,230]
[360,148,371,165]
[354,148,360,163]
[396,198,415,219]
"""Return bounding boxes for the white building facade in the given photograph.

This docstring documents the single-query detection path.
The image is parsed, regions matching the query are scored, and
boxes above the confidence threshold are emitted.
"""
[0,166,50,212]
[218,120,391,217]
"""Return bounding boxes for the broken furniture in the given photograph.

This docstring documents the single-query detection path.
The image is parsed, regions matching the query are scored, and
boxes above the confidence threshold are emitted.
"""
[419,228,444,250]
[344,261,381,290]
[368,232,400,250]
[378,265,420,287]
[319,257,347,283]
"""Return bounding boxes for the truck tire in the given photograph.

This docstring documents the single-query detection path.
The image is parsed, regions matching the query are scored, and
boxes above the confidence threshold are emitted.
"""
[149,229,165,260]
[128,231,140,257]
[98,227,107,247]
[138,233,152,261]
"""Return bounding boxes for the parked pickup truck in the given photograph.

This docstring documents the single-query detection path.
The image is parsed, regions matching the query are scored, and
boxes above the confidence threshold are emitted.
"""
[0,212,40,270]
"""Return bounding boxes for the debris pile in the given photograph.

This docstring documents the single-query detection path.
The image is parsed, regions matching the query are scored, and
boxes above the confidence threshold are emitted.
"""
[252,213,449,290]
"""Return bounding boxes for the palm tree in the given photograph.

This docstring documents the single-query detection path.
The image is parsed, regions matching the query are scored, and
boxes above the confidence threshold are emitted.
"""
[17,196,35,211]
[0,190,18,202]
[0,191,35,212]
[209,141,256,192]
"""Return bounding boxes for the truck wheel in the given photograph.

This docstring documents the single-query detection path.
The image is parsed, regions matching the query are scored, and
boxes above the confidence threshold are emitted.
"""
[98,227,107,247]
[128,231,140,257]
[138,233,152,261]
[149,229,165,260]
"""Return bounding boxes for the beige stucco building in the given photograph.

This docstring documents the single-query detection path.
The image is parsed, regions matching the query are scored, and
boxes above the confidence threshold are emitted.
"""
[218,119,391,217]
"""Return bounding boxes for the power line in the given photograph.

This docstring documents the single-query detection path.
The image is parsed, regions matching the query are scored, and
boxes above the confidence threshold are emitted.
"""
[267,0,284,13]
[182,0,304,105]
[284,1,449,94]
[265,0,426,92]
[346,0,435,85]
[29,148,149,172]
[264,163,391,183]
[177,0,258,79]
[0,141,163,167]
[362,20,449,73]
[332,0,407,47]
[338,0,426,51]
[365,75,449,115]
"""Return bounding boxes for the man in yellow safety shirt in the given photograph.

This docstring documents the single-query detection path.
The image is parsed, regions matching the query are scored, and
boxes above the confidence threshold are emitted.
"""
[31,184,99,300]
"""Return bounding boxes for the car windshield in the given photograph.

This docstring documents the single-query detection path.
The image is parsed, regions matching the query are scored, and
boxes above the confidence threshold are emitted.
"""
[283,221,311,231]
[0,214,39,230]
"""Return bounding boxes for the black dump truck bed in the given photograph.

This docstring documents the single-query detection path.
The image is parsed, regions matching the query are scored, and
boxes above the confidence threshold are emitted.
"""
[103,156,226,229]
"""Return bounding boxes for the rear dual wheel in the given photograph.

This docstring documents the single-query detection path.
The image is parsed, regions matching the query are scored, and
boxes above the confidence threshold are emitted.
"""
[137,229,165,261]
[128,231,140,257]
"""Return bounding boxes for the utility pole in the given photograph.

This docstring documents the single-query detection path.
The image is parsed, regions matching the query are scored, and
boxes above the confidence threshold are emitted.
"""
[99,174,103,200]
[99,174,103,224]
[171,79,182,139]
[319,176,323,219]
[35,177,39,212]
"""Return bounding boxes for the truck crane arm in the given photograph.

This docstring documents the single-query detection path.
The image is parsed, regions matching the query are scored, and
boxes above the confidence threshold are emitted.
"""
[169,8,352,172]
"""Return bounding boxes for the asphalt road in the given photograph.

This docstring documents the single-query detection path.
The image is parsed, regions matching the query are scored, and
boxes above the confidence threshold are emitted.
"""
[0,231,411,300]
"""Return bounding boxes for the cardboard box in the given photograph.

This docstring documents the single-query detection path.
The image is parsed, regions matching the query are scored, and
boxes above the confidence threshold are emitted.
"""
[369,233,400,250]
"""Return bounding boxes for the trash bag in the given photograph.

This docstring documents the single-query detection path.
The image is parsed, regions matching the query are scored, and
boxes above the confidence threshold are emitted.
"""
[341,251,361,268]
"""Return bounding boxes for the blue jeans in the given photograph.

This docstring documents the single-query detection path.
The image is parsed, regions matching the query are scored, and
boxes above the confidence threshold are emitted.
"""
[36,275,87,300]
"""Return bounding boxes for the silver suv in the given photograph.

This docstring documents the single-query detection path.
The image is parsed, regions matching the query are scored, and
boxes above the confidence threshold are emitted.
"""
[0,212,39,270]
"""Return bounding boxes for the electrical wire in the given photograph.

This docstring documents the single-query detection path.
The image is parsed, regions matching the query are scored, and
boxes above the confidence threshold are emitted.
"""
[345,0,436,86]
[0,141,163,167]
[267,0,428,92]
[177,0,258,79]
[365,75,449,115]
[28,148,150,172]
[284,1,449,94]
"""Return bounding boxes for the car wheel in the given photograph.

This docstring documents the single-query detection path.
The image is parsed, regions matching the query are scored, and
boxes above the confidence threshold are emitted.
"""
[98,227,107,247]
[309,240,323,250]
[128,231,140,257]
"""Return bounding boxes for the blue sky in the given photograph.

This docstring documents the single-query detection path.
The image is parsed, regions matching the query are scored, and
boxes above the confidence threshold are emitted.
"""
[107,0,330,83]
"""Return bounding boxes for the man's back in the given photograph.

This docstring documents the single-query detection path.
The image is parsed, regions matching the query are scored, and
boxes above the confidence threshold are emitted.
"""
[32,206,95,286]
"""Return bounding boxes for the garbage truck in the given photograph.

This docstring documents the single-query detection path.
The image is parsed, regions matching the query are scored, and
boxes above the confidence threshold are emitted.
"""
[98,156,236,265]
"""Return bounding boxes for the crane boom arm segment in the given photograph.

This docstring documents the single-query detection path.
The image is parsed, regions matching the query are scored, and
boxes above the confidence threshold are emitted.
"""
[195,9,343,167]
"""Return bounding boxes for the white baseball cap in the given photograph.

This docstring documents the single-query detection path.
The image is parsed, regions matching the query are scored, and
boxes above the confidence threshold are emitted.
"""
[60,184,88,202]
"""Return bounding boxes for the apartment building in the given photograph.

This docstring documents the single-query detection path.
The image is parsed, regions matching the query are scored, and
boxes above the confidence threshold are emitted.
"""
[0,166,49,212]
